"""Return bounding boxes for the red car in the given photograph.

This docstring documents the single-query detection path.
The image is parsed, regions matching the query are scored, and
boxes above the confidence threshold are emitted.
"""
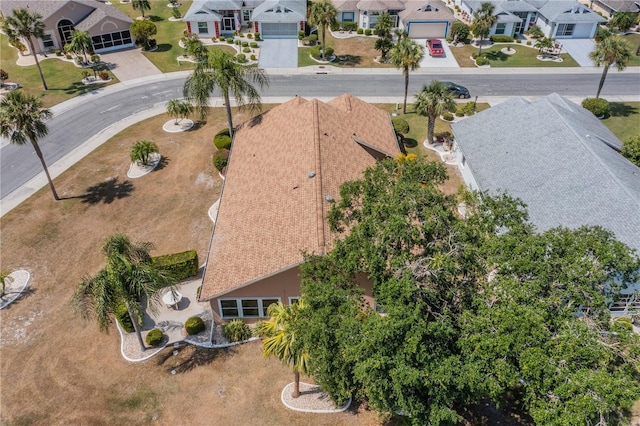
[427,39,444,57]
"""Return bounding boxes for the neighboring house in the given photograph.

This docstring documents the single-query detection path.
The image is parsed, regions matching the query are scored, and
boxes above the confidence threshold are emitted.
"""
[592,0,640,17]
[452,93,640,312]
[183,0,306,39]
[455,0,605,38]
[199,94,400,322]
[334,0,455,37]
[0,0,134,54]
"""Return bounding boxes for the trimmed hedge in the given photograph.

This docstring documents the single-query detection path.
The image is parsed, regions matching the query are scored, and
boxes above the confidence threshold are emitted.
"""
[490,35,514,42]
[364,29,372,36]
[223,319,251,342]
[185,316,205,335]
[392,118,410,134]
[213,149,230,172]
[582,98,610,117]
[214,128,232,149]
[357,28,364,34]
[152,250,199,281]
[442,112,454,121]
[146,328,163,346]
[114,301,137,333]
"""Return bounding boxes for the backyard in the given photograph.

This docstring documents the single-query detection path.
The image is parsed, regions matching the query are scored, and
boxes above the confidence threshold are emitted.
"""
[449,42,580,68]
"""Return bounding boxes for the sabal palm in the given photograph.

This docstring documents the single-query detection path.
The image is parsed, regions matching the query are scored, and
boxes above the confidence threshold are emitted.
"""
[0,91,58,200]
[166,99,193,124]
[183,49,268,137]
[2,8,48,90]
[67,30,93,62]
[472,2,496,56]
[389,37,425,114]
[589,35,631,99]
[72,234,172,351]
[414,81,456,145]
[132,0,151,18]
[130,140,159,165]
[258,301,309,398]
[309,0,337,61]
[374,12,393,40]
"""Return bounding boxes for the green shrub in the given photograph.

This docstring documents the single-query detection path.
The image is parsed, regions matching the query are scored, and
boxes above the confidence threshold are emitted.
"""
[461,101,476,116]
[55,50,62,56]
[146,329,164,346]
[243,47,251,53]
[254,32,261,41]
[612,316,633,331]
[185,316,206,335]
[364,29,372,36]
[442,112,454,121]
[250,42,258,48]
[475,56,490,66]
[303,34,318,45]
[450,21,470,42]
[211,37,217,43]
[471,52,478,59]
[236,53,246,63]
[253,320,267,337]
[515,38,521,43]
[357,28,364,35]
[330,21,340,31]
[223,319,251,342]
[525,24,544,39]
[250,54,256,61]
[581,98,610,117]
[241,41,248,47]
[235,39,241,45]
[152,250,199,281]
[298,30,305,39]
[324,47,334,58]
[310,46,321,58]
[247,33,253,39]
[526,41,532,46]
[490,35,514,42]
[392,118,410,134]
[226,37,234,44]
[455,109,465,117]
[91,54,100,63]
[65,53,72,59]
[114,301,138,333]
[621,135,640,167]
[342,22,358,32]
[213,128,232,149]
[213,149,230,171]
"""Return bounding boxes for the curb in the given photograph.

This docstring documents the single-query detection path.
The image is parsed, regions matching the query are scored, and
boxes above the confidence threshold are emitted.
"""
[280,382,352,413]
[0,270,31,310]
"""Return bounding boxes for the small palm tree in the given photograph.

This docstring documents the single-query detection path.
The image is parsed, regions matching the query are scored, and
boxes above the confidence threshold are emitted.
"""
[2,8,48,90]
[0,91,58,200]
[72,234,173,351]
[183,49,268,137]
[609,12,635,31]
[471,2,496,56]
[375,38,394,62]
[130,140,159,166]
[308,0,337,61]
[258,301,309,398]
[166,99,193,124]
[414,81,457,145]
[0,270,15,298]
[374,12,393,40]
[535,36,555,55]
[389,37,425,114]
[66,30,93,63]
[132,0,151,19]
[589,35,631,99]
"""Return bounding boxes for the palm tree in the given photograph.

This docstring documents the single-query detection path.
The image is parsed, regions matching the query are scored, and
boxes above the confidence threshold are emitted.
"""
[66,30,93,63]
[609,12,634,31]
[471,2,496,56]
[258,301,309,398]
[166,99,193,124]
[374,12,393,40]
[534,36,555,55]
[71,234,173,351]
[130,140,159,165]
[414,81,457,145]
[589,35,631,99]
[389,37,425,114]
[308,0,337,61]
[0,91,58,200]
[183,49,268,137]
[0,270,14,298]
[2,8,48,90]
[132,0,151,19]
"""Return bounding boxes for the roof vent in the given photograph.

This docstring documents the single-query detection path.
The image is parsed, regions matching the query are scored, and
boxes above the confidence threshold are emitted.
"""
[308,171,316,178]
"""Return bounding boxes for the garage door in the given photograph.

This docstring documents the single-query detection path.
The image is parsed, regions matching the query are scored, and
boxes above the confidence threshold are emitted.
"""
[261,23,298,38]
[407,23,447,39]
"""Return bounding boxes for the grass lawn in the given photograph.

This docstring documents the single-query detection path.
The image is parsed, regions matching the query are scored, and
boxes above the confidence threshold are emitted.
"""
[299,33,395,68]
[623,33,640,66]
[601,101,640,142]
[449,42,579,67]
[0,34,119,108]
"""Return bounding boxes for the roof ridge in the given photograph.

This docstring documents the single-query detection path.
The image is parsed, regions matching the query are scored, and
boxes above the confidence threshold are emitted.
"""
[312,99,326,254]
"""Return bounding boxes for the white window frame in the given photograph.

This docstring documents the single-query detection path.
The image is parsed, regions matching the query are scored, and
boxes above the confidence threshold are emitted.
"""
[556,23,575,36]
[288,297,300,305]
[41,32,55,50]
[197,22,209,34]
[342,12,354,22]
[495,23,506,35]
[218,297,281,318]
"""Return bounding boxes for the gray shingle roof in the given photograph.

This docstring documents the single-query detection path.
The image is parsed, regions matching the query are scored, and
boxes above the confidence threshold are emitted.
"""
[251,0,306,22]
[596,0,640,12]
[183,0,242,22]
[0,0,132,25]
[537,0,606,22]
[452,94,640,252]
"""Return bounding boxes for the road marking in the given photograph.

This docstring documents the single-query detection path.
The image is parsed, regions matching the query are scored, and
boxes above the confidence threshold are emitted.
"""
[100,105,120,114]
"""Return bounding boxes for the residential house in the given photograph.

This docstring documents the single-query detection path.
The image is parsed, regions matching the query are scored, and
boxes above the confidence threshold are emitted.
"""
[455,0,605,38]
[452,93,640,312]
[591,0,640,17]
[0,0,134,54]
[199,94,401,322]
[183,0,306,39]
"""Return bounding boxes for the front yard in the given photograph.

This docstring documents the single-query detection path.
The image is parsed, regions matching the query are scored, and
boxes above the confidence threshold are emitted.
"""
[298,33,395,68]
[601,101,640,142]
[624,33,640,66]
[449,42,580,67]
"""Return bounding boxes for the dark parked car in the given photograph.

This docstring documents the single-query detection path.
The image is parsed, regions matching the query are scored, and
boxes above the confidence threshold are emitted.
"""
[427,39,444,57]
[441,81,471,99]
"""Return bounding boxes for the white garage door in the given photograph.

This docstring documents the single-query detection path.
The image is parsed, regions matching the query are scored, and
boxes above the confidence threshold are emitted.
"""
[261,23,298,38]
[407,23,447,39]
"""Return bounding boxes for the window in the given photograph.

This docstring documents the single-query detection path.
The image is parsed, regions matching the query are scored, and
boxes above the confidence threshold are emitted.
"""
[198,22,208,34]
[556,23,575,36]
[342,12,354,22]
[242,9,252,22]
[219,298,282,318]
[41,34,54,49]
[288,297,300,305]
[495,23,506,35]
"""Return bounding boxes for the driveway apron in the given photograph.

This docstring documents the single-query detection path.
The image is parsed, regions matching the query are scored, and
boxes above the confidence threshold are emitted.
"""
[99,48,163,82]
[561,39,596,67]
[258,39,299,68]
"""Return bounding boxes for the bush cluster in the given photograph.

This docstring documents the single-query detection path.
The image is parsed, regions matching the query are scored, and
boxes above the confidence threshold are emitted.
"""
[357,28,364,35]
[341,22,358,32]
[475,56,490,66]
[364,29,372,36]
[581,98,610,117]
[311,46,334,59]
[213,149,230,172]
[213,128,232,149]
[450,21,470,42]
[303,34,318,46]
[298,30,305,40]
[490,35,514,43]
[185,316,206,335]
[223,319,251,342]
[456,109,465,117]
[152,250,199,281]
[114,301,137,333]
[442,112,454,121]
[254,32,261,41]
[236,53,246,63]
[145,329,163,346]
[392,118,410,134]
[461,101,476,116]
[226,37,234,44]
[621,135,640,167]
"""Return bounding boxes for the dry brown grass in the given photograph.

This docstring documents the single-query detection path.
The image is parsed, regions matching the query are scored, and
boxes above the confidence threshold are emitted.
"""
[0,106,385,425]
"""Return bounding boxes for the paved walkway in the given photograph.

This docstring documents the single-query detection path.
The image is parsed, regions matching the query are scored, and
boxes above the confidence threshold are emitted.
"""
[99,48,163,81]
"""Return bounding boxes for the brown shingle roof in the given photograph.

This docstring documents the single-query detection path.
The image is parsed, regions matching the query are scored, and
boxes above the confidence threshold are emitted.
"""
[200,95,400,300]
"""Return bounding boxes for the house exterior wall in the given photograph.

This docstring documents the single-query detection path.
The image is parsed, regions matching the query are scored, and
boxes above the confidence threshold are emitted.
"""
[454,144,480,191]
[41,2,96,51]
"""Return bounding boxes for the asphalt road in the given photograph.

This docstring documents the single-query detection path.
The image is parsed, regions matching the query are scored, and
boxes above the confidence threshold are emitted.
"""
[2,72,639,200]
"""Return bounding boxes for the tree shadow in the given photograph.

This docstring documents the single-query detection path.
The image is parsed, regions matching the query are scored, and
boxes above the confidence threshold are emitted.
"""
[154,156,170,172]
[337,54,363,67]
[483,50,508,62]
[62,82,104,96]
[148,15,164,22]
[154,43,173,52]
[609,102,638,118]
[80,177,134,205]
[0,287,36,311]
[402,138,418,148]
[155,345,237,374]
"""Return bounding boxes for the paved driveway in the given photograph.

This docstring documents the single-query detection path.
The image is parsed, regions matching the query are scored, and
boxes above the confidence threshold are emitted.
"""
[100,48,163,81]
[561,39,596,67]
[258,39,298,68]
[417,39,460,68]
